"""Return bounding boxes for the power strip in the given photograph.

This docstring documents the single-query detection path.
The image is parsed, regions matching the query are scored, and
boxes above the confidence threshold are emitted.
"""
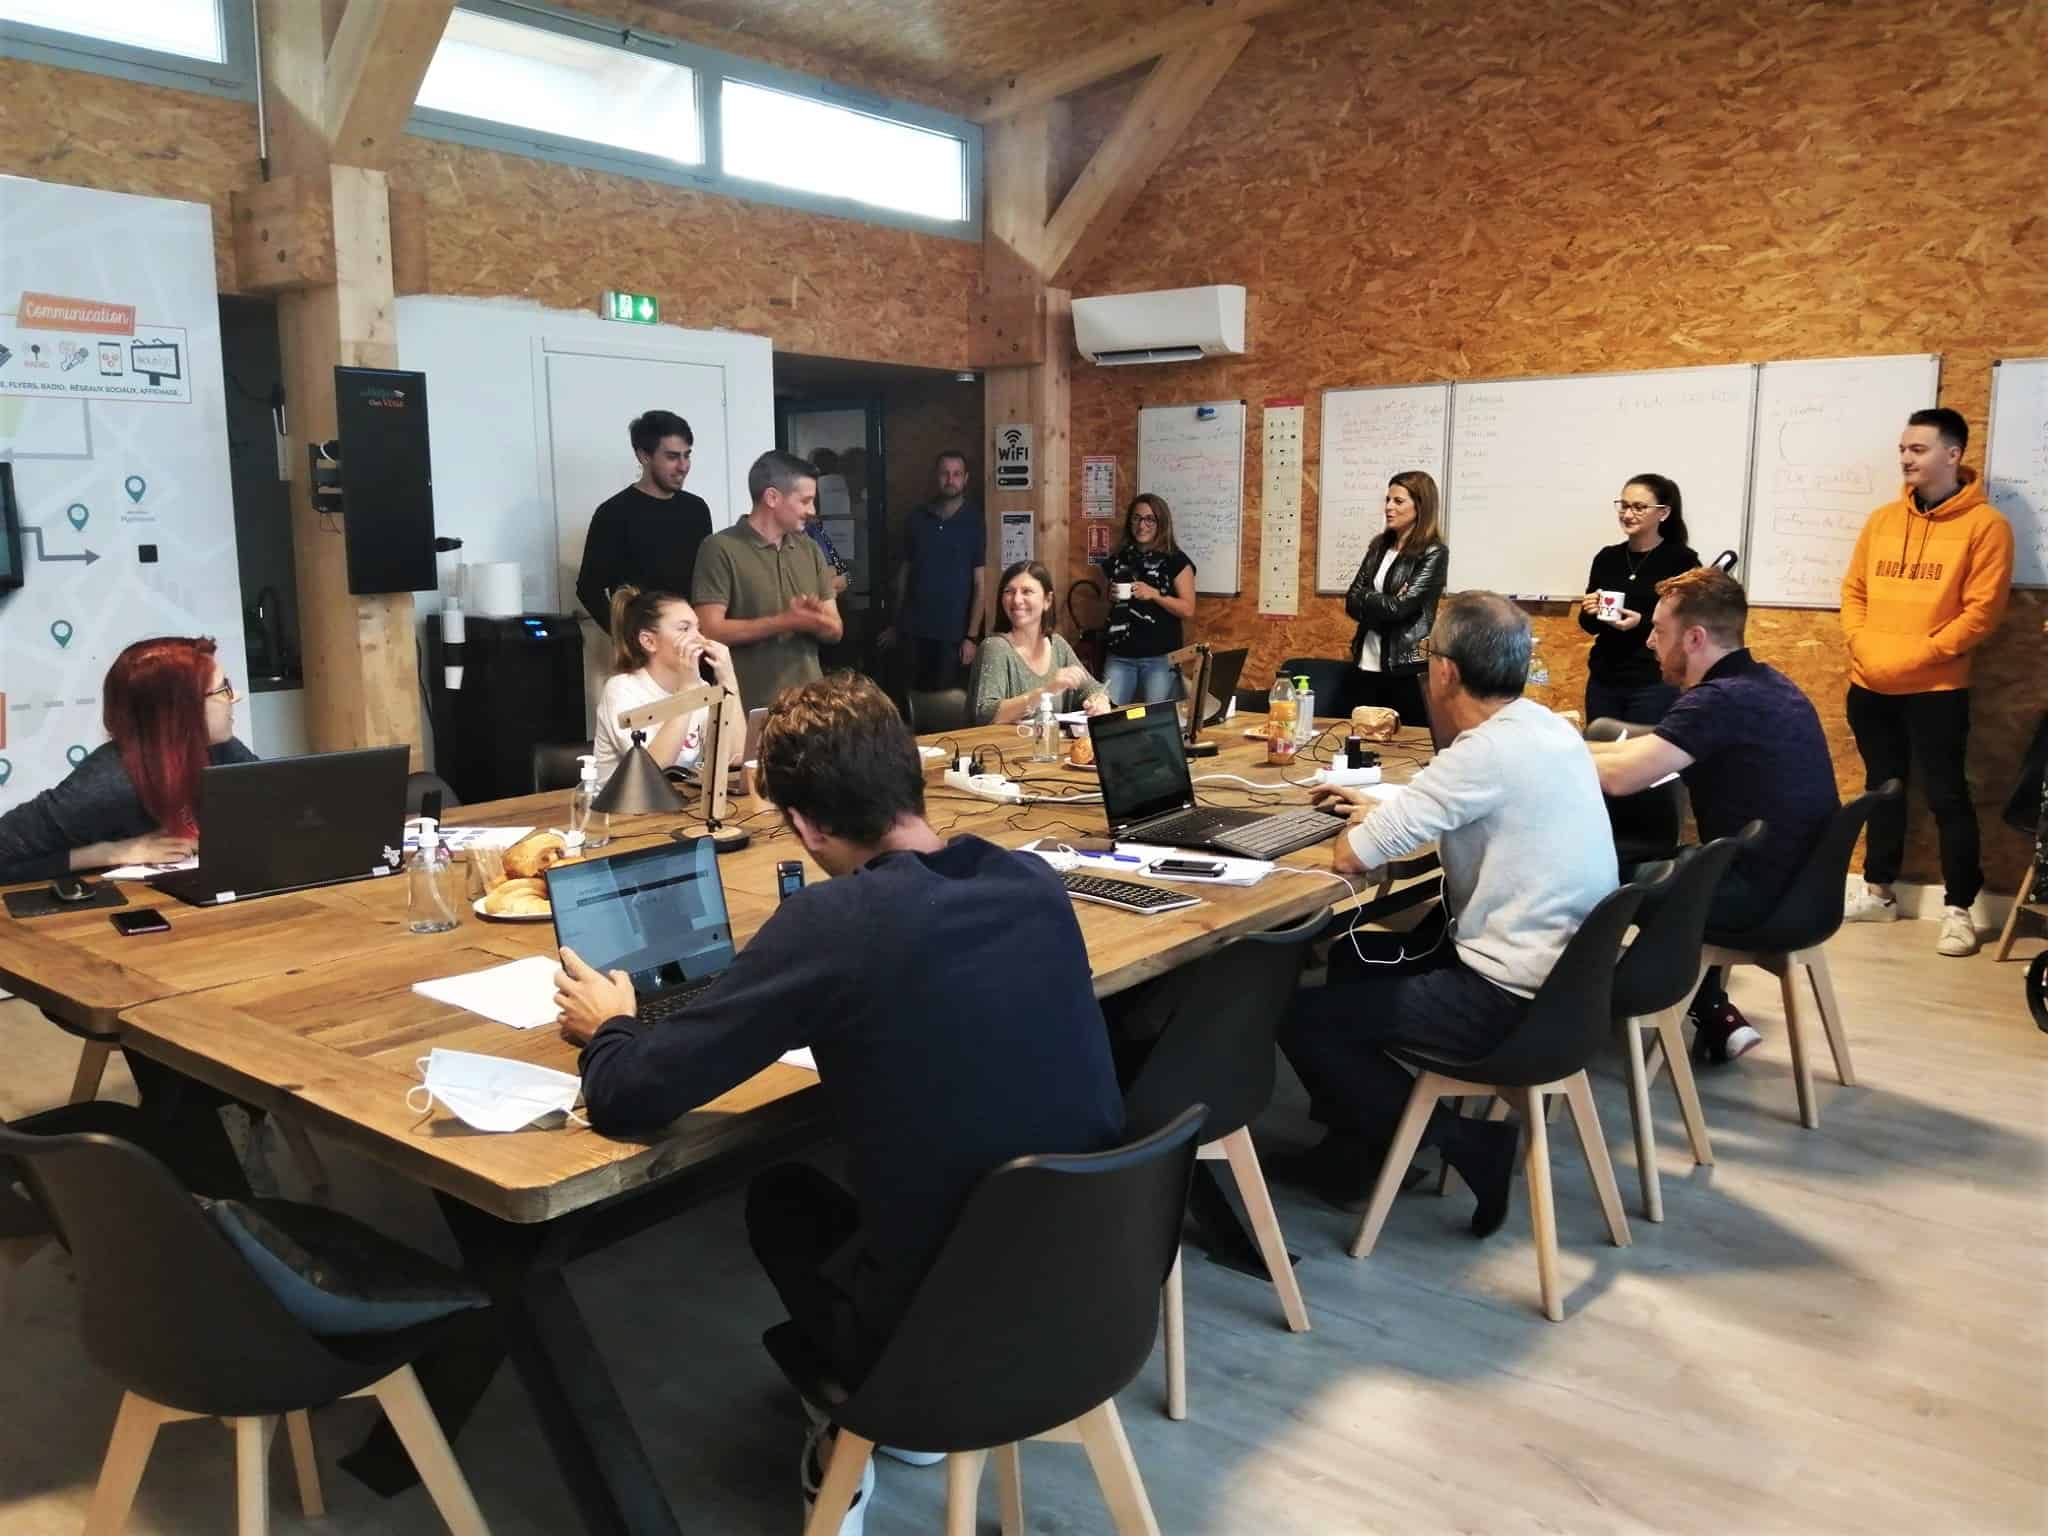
[1315,764,1383,787]
[943,768,1024,803]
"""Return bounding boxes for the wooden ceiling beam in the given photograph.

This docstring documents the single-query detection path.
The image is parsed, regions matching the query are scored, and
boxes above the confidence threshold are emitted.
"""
[323,0,457,167]
[1039,25,1254,288]
[970,0,1297,123]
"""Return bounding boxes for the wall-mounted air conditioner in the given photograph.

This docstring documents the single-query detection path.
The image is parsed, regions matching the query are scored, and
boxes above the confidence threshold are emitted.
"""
[1072,285,1246,367]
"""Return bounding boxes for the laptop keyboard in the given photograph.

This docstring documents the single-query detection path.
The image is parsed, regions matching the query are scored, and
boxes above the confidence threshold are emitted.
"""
[1133,809,1242,846]
[1062,871,1203,915]
[1208,809,1346,860]
[637,974,720,1023]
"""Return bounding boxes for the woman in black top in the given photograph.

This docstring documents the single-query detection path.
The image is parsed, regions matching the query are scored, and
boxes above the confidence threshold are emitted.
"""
[1098,493,1198,706]
[0,635,256,883]
[1342,470,1448,726]
[1578,473,1700,724]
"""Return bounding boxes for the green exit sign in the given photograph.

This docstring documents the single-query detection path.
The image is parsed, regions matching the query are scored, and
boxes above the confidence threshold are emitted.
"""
[601,290,659,325]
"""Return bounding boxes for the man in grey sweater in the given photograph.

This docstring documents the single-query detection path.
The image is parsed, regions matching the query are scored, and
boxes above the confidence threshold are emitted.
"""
[1277,592,1618,1235]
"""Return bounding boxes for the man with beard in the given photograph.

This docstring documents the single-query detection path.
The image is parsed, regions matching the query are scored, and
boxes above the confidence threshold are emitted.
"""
[576,410,716,628]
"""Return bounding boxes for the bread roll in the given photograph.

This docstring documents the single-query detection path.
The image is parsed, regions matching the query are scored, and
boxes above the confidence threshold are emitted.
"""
[1349,706,1401,741]
[1068,735,1096,766]
[483,877,551,917]
[503,830,569,879]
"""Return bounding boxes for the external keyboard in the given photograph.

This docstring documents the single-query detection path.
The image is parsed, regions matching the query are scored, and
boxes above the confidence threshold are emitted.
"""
[638,974,720,1023]
[1209,809,1346,859]
[1062,870,1203,915]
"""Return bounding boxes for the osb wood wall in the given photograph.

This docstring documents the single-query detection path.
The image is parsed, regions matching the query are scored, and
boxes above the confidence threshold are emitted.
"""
[0,55,976,368]
[1063,0,2048,894]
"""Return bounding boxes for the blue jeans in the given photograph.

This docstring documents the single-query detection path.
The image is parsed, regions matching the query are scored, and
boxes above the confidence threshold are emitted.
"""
[1105,654,1181,707]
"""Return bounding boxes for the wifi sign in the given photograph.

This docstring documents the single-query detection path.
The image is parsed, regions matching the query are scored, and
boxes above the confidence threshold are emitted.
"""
[993,422,1034,490]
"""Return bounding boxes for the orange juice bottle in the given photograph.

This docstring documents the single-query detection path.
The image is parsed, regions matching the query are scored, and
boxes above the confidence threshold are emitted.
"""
[1267,678,1298,765]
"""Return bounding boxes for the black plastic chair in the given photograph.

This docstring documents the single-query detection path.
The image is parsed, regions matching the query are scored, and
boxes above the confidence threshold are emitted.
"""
[1700,782,1901,1129]
[1123,909,1329,1420]
[907,687,971,736]
[405,771,462,815]
[4,1121,490,1535]
[1275,657,1352,717]
[1611,825,1761,1222]
[1348,882,1647,1322]
[766,1107,1204,1536]
[530,741,586,795]
[1586,716,1684,866]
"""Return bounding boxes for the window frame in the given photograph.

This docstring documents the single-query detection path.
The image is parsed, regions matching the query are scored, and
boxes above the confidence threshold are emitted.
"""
[0,0,253,98]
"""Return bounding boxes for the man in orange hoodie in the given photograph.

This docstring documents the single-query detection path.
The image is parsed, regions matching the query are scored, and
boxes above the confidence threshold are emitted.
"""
[1840,408,2015,956]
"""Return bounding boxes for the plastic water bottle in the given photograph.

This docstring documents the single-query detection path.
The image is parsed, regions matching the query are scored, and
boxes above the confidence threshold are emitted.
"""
[1526,636,1551,702]
[1032,691,1059,762]
[1294,674,1316,747]
[407,819,461,934]
[571,754,610,848]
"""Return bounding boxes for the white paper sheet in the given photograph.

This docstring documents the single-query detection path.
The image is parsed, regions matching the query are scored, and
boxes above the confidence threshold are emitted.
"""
[412,955,561,1030]
[102,857,198,881]
[779,1048,818,1073]
[403,823,537,852]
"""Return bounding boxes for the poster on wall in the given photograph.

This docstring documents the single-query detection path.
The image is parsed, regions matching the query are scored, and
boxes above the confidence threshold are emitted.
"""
[1082,454,1117,517]
[0,176,245,811]
[999,511,1035,566]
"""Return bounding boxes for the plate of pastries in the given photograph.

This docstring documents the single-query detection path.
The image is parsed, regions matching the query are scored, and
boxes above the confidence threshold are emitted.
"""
[473,831,579,921]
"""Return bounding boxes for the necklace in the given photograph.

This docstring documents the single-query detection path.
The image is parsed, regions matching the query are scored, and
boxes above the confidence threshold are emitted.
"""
[1623,544,1656,580]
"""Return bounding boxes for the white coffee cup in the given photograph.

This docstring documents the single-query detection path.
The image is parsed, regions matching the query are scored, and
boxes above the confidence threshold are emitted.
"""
[1596,589,1626,622]
[1113,582,1134,601]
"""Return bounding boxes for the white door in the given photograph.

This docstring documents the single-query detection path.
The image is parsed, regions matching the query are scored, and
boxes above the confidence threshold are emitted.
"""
[542,346,730,733]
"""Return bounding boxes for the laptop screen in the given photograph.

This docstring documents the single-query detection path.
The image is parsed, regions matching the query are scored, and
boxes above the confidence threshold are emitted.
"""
[1091,706,1196,830]
[548,836,735,994]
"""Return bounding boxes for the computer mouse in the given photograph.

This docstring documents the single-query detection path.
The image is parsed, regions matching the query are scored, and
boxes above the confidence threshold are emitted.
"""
[49,875,96,904]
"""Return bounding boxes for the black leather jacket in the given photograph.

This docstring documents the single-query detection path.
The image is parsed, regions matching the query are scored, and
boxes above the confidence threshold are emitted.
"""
[1344,538,1448,674]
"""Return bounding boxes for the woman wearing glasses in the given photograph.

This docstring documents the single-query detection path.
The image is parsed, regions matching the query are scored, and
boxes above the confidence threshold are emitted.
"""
[1343,470,1448,726]
[0,636,255,882]
[1577,474,1699,724]
[1098,492,1198,706]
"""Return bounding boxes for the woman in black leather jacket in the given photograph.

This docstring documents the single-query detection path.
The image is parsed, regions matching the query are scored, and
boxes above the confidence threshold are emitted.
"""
[1342,470,1447,726]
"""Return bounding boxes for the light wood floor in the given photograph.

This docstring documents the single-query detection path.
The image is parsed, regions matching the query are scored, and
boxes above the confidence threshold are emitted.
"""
[1,919,2042,1534]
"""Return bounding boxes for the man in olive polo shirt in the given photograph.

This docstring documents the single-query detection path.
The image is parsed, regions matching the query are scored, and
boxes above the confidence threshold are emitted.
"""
[694,450,844,711]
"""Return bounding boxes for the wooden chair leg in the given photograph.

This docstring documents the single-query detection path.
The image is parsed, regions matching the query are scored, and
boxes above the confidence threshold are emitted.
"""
[1993,871,2035,961]
[1563,1071,1631,1248]
[83,1392,172,1536]
[274,1117,331,1197]
[1218,1128,1309,1332]
[804,1427,874,1536]
[1656,1011,1714,1166]
[1622,1018,1663,1222]
[70,1039,114,1104]
[284,1410,323,1519]
[1349,1074,1445,1258]
[944,1448,988,1536]
[1801,948,1856,1086]
[1522,1088,1563,1322]
[994,1442,1025,1536]
[357,1365,489,1536]
[1778,960,1819,1128]
[1073,1401,1161,1536]
[231,1415,276,1536]
[1161,1250,1187,1422]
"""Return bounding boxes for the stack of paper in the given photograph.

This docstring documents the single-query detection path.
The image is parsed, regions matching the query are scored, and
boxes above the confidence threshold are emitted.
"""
[413,955,560,1030]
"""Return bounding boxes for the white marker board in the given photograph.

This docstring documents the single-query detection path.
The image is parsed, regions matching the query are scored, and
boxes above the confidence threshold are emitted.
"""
[1745,354,1941,607]
[1445,364,1756,598]
[1986,356,2048,589]
[1138,401,1244,595]
[1316,383,1451,593]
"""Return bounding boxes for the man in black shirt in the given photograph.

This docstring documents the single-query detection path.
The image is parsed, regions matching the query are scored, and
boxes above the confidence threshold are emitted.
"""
[554,673,1122,1529]
[574,410,716,627]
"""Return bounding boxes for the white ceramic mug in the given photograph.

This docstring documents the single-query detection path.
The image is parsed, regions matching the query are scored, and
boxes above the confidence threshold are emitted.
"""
[1597,589,1626,622]
[1113,582,1134,601]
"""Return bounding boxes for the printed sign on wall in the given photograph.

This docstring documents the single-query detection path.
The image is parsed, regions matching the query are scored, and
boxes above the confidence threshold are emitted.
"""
[994,422,1033,490]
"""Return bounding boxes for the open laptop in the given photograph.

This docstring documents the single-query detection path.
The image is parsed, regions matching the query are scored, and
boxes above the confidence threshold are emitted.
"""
[1088,704,1343,860]
[546,835,735,1023]
[150,747,409,906]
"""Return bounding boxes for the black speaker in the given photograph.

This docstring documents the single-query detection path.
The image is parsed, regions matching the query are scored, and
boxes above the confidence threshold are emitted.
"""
[426,613,586,803]
[336,366,437,594]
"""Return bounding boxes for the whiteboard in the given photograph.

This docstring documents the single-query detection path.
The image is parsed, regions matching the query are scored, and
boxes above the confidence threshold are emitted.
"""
[1138,400,1244,595]
[1316,383,1451,593]
[1987,357,2048,589]
[1445,364,1757,598]
[1745,354,1941,606]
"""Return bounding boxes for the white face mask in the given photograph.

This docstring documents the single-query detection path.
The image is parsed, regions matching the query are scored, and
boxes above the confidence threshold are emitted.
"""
[406,1049,585,1133]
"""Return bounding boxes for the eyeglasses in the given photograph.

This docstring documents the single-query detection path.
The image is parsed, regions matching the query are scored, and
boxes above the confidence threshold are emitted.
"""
[1415,638,1441,661]
[1613,500,1666,514]
[1132,513,1159,525]
[205,678,236,701]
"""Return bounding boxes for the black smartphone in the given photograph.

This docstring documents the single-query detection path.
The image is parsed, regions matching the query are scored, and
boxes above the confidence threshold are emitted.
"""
[776,861,805,901]
[110,909,172,936]
[1155,858,1225,877]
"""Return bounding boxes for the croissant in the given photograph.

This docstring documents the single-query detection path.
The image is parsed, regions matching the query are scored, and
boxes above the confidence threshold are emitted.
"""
[503,831,569,879]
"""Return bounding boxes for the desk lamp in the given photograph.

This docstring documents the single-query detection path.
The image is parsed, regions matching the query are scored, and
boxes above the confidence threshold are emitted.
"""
[606,682,751,853]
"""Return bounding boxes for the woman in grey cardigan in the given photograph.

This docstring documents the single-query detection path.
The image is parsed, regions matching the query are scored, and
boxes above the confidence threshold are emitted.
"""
[971,561,1112,725]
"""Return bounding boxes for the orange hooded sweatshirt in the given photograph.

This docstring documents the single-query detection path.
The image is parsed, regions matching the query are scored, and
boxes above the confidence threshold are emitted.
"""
[1840,466,2014,694]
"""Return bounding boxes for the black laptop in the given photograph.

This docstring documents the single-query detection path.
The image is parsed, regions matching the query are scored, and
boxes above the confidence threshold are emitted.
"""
[546,835,736,1023]
[1199,647,1249,725]
[150,747,409,906]
[1088,703,1343,861]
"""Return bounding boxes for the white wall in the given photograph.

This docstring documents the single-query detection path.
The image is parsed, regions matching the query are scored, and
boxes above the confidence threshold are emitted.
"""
[394,297,774,616]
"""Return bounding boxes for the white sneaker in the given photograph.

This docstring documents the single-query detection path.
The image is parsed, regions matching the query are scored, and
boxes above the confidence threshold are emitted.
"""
[802,1394,944,1467]
[1937,906,1980,957]
[1842,884,1900,923]
[801,1422,874,1536]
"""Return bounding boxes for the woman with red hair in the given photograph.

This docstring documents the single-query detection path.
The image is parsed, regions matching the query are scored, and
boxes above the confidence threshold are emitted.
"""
[0,636,254,882]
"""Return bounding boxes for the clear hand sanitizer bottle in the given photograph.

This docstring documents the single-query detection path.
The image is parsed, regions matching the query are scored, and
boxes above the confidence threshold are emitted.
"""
[571,754,611,848]
[1294,674,1316,747]
[1033,691,1060,763]
[407,818,460,934]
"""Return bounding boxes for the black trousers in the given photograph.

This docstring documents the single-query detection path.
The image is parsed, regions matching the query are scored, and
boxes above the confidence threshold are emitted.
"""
[1584,678,1680,729]
[745,1163,875,1389]
[906,636,969,694]
[1668,858,1784,1016]
[1339,668,1429,728]
[1845,684,1981,908]
[1278,907,1527,1149]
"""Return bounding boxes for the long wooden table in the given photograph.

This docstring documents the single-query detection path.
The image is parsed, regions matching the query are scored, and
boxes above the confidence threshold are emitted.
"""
[0,720,1433,1534]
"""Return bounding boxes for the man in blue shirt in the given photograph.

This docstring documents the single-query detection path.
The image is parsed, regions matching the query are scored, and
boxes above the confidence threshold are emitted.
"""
[880,450,985,693]
[1589,567,1839,1064]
